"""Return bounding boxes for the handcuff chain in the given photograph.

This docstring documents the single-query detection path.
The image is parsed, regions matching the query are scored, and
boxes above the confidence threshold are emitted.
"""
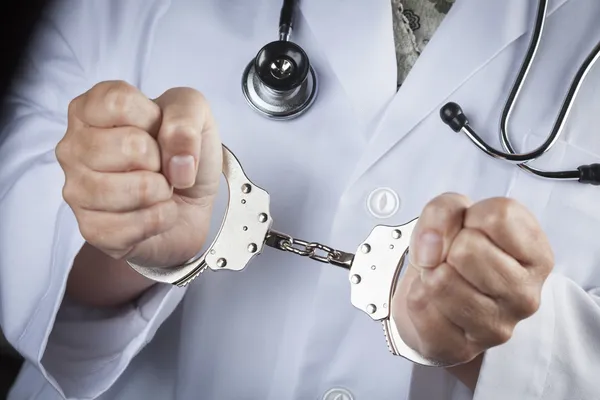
[264,230,354,270]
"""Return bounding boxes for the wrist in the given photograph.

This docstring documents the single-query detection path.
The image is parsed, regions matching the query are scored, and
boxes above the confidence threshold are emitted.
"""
[66,242,157,308]
[446,353,484,392]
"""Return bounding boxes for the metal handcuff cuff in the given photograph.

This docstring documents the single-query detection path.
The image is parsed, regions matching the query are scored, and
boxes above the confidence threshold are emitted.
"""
[127,145,448,368]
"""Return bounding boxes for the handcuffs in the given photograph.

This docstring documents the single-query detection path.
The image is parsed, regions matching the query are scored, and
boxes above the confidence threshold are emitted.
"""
[127,145,450,368]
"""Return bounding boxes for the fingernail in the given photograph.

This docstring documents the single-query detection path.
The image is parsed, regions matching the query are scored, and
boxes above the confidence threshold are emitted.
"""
[414,231,443,268]
[169,155,195,188]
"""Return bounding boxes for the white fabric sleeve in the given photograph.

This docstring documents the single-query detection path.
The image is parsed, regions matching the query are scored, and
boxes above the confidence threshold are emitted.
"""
[473,272,600,400]
[0,1,186,399]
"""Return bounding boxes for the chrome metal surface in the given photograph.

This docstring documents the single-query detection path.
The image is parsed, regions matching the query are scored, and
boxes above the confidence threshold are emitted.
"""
[127,145,272,286]
[241,61,318,120]
[348,219,417,321]
[126,144,446,367]
[451,0,600,180]
[348,218,453,367]
[264,230,354,269]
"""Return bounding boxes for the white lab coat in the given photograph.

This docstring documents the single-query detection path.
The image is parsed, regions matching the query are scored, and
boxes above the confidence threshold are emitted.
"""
[1,0,599,399]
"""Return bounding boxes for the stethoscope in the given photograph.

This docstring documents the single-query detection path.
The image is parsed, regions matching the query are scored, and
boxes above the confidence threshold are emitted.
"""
[241,0,600,185]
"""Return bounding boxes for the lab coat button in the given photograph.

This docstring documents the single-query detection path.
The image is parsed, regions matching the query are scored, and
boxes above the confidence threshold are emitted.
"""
[321,387,355,400]
[367,187,400,218]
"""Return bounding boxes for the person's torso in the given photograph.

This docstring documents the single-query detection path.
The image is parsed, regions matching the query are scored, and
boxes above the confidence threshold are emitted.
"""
[21,0,600,399]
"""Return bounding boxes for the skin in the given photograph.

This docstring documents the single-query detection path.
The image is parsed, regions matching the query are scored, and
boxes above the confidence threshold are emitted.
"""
[57,81,554,392]
[56,81,222,307]
[392,193,554,390]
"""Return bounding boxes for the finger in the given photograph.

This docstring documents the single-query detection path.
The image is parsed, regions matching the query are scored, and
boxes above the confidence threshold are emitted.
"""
[73,80,162,133]
[76,200,178,255]
[402,274,474,363]
[76,126,162,173]
[464,198,554,271]
[66,170,173,212]
[421,263,511,349]
[153,87,219,191]
[447,227,526,298]
[447,228,540,319]
[409,193,472,269]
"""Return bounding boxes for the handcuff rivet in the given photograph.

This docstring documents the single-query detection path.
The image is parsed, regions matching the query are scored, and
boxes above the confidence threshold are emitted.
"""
[243,226,248,231]
[389,244,394,250]
[258,213,268,223]
[392,229,402,239]
[241,199,247,204]
[360,244,371,254]
[351,274,361,284]
[371,265,376,270]
[248,243,258,253]
[242,183,252,193]
[366,304,377,314]
[216,258,227,268]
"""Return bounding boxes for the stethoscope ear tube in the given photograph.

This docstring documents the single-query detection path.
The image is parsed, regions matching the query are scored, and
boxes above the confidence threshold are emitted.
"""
[440,0,600,185]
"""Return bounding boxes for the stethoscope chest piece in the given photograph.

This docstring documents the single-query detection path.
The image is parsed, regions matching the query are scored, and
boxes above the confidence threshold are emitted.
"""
[242,39,317,120]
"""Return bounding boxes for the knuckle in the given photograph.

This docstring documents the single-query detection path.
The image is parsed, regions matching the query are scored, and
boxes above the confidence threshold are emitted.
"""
[422,264,453,296]
[121,128,149,159]
[517,288,541,317]
[55,139,70,165]
[160,121,200,146]
[61,181,78,205]
[67,97,79,120]
[482,197,520,232]
[447,230,475,266]
[491,323,514,345]
[420,193,470,227]
[422,197,453,221]
[142,204,168,238]
[103,81,137,116]
[77,216,101,244]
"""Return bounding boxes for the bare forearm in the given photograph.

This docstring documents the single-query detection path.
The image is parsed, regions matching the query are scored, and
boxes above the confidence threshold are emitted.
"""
[66,242,158,308]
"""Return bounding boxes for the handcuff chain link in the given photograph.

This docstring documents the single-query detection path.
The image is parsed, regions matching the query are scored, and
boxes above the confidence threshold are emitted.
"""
[265,230,354,269]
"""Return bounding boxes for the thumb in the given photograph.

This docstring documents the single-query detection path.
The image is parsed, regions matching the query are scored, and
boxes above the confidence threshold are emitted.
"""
[408,193,472,271]
[153,88,221,199]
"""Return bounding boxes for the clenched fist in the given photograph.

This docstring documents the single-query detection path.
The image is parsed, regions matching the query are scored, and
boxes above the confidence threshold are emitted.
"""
[56,81,222,272]
[392,193,554,369]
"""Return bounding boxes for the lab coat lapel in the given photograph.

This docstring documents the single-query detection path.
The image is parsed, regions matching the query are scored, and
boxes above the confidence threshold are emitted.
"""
[299,0,398,127]
[351,0,572,182]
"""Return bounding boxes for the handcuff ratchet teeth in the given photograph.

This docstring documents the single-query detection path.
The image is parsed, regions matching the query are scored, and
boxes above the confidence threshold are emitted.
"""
[127,145,450,368]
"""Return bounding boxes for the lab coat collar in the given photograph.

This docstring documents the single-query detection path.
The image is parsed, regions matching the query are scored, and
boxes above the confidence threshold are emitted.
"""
[348,0,573,183]
[299,0,398,128]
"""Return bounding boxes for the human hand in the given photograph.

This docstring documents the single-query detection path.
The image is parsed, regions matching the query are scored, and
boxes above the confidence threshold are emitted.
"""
[392,193,554,366]
[56,81,222,268]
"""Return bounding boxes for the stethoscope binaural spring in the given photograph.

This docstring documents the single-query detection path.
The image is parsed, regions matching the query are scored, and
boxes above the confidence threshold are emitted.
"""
[242,0,600,185]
